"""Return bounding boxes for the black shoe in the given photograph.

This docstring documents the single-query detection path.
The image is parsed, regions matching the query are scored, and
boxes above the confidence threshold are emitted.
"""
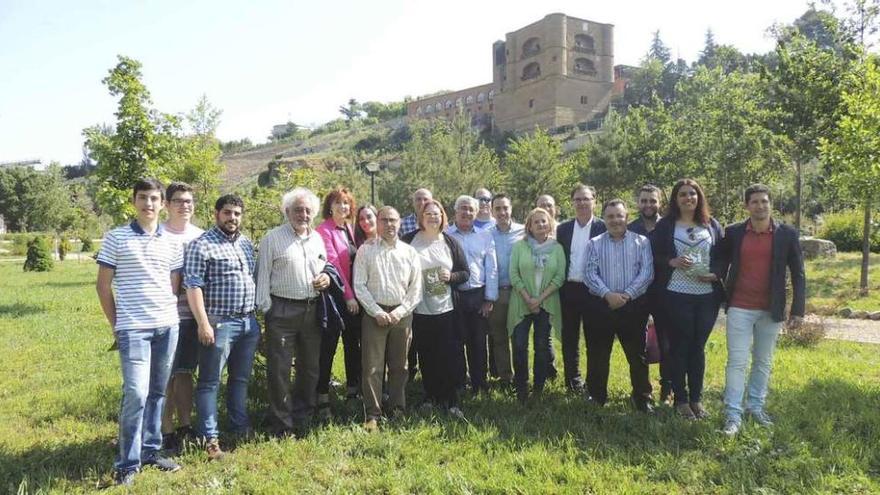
[142,453,181,472]
[585,395,605,408]
[114,469,137,486]
[659,383,673,405]
[630,396,655,414]
[567,379,585,394]
[176,425,196,439]
[161,431,179,452]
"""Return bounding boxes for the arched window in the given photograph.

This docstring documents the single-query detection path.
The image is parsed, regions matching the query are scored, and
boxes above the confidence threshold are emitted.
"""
[434,102,442,112]
[488,89,495,100]
[477,92,485,103]
[574,34,595,53]
[445,100,453,109]
[522,37,541,58]
[425,105,433,114]
[522,62,541,81]
[465,95,474,105]
[574,58,596,76]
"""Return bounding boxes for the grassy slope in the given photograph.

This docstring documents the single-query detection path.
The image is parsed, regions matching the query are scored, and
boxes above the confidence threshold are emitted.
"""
[1,262,878,494]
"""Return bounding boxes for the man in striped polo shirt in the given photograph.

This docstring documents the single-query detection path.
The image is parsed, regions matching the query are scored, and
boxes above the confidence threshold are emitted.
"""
[583,199,655,412]
[184,194,258,460]
[96,178,184,486]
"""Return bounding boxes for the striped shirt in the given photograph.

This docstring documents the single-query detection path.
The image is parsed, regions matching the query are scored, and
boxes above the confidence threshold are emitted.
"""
[162,223,204,320]
[584,230,654,300]
[183,226,256,316]
[446,224,499,301]
[353,238,423,320]
[96,222,183,331]
[256,223,327,312]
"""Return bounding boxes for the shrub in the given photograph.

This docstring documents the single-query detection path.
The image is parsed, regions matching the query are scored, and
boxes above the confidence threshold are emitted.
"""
[818,210,880,252]
[81,237,94,252]
[23,236,54,272]
[58,237,71,261]
[779,314,826,347]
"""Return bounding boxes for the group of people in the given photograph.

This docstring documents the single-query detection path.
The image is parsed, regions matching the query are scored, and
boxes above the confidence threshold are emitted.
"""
[96,177,805,486]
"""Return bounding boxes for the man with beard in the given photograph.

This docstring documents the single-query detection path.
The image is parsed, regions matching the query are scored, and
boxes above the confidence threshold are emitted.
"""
[184,194,259,460]
[627,184,672,403]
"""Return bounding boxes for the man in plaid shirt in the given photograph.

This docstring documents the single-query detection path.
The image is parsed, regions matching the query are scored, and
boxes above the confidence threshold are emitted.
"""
[184,194,258,460]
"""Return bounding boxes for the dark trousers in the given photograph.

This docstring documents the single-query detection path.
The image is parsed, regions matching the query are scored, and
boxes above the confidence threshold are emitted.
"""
[265,297,322,431]
[648,294,673,393]
[560,281,592,389]
[456,288,489,391]
[511,310,552,390]
[663,291,720,404]
[317,310,361,395]
[413,311,460,407]
[585,295,652,404]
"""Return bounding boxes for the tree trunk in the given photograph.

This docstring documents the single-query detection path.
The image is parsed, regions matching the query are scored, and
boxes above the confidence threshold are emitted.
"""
[794,159,802,234]
[860,199,871,297]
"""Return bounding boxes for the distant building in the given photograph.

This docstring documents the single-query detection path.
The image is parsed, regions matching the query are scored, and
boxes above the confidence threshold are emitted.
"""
[407,13,625,133]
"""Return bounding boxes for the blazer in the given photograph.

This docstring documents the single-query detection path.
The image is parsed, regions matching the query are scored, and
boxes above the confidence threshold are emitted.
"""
[556,217,607,278]
[318,262,346,331]
[401,229,471,308]
[316,218,356,301]
[650,215,725,300]
[714,218,806,322]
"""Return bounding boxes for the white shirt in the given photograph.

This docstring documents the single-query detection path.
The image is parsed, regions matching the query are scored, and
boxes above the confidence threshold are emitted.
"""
[353,238,423,320]
[162,222,204,319]
[256,223,327,312]
[567,216,594,282]
[411,233,454,315]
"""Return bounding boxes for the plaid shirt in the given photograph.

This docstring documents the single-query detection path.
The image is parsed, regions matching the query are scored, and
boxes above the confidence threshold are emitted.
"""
[183,225,256,316]
[398,213,418,238]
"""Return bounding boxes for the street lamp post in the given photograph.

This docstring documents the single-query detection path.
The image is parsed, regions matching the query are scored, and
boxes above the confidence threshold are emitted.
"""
[364,161,380,205]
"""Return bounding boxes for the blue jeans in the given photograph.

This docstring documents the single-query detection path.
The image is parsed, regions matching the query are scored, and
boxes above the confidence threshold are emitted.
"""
[115,325,178,473]
[664,291,720,404]
[723,307,783,422]
[511,310,552,390]
[196,314,260,439]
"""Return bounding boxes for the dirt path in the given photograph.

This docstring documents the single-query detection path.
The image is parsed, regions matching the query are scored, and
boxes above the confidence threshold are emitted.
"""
[717,314,880,345]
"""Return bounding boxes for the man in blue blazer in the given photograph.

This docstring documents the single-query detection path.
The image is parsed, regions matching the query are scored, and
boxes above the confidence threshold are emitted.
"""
[556,184,606,393]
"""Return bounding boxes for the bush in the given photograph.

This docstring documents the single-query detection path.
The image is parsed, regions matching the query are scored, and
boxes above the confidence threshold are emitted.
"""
[23,236,54,272]
[817,210,880,252]
[58,237,71,261]
[779,314,826,347]
[81,237,94,252]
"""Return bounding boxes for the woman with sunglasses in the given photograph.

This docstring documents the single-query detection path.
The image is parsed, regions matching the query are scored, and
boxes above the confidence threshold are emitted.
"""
[650,179,725,420]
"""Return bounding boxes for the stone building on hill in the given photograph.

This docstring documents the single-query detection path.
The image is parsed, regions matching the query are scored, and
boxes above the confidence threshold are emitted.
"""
[406,13,624,133]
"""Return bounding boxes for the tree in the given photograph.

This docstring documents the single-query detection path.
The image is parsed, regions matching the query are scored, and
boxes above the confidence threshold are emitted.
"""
[83,55,183,222]
[0,164,72,232]
[820,56,880,295]
[503,128,576,218]
[339,98,363,126]
[172,95,225,223]
[648,30,671,64]
[698,29,718,66]
[23,236,53,272]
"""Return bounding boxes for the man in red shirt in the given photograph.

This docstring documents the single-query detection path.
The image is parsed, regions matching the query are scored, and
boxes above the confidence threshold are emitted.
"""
[714,184,805,436]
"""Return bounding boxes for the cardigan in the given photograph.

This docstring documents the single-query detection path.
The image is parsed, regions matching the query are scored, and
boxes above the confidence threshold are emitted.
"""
[506,239,565,339]
[650,215,726,300]
[315,218,356,301]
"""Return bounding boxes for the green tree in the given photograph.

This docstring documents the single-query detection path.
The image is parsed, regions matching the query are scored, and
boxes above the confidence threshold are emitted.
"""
[503,128,576,218]
[83,55,183,222]
[172,95,225,223]
[339,98,363,126]
[0,164,72,232]
[23,236,54,272]
[820,56,880,295]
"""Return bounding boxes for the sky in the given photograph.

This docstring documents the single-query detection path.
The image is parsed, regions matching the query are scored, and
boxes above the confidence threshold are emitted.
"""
[0,0,817,166]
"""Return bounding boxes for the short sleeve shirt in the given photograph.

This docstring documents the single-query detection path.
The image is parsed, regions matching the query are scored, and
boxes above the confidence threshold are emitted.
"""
[96,222,183,331]
[411,233,454,315]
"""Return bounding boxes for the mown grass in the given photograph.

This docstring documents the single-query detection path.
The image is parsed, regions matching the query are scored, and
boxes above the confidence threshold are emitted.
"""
[1,262,878,494]
[806,252,880,314]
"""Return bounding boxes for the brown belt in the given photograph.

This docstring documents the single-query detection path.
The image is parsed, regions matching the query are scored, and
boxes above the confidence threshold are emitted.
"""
[378,303,399,312]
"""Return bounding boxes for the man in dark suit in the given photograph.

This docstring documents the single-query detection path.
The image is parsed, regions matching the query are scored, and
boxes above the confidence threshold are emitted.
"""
[713,184,805,436]
[556,183,606,393]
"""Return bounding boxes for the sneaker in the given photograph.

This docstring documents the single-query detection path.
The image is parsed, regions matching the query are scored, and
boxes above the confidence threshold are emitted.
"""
[363,418,379,432]
[114,469,137,486]
[630,396,655,414]
[722,418,741,437]
[205,439,226,461]
[676,403,697,420]
[749,410,774,427]
[689,402,709,420]
[447,407,465,420]
[142,453,181,472]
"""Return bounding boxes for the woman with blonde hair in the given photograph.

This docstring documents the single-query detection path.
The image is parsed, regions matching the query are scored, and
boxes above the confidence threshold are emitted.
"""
[507,207,565,403]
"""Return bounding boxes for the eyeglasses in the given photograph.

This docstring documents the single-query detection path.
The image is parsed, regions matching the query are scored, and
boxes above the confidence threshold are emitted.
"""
[171,199,194,206]
[477,197,491,203]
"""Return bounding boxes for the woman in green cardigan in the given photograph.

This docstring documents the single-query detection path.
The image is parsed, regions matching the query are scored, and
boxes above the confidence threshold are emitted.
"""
[507,207,565,402]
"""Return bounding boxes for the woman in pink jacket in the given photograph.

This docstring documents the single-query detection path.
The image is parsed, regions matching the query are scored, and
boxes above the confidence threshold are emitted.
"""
[315,187,362,417]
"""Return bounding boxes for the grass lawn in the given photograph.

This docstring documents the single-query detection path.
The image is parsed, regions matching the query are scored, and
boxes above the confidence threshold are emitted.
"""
[806,252,880,315]
[1,262,878,494]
